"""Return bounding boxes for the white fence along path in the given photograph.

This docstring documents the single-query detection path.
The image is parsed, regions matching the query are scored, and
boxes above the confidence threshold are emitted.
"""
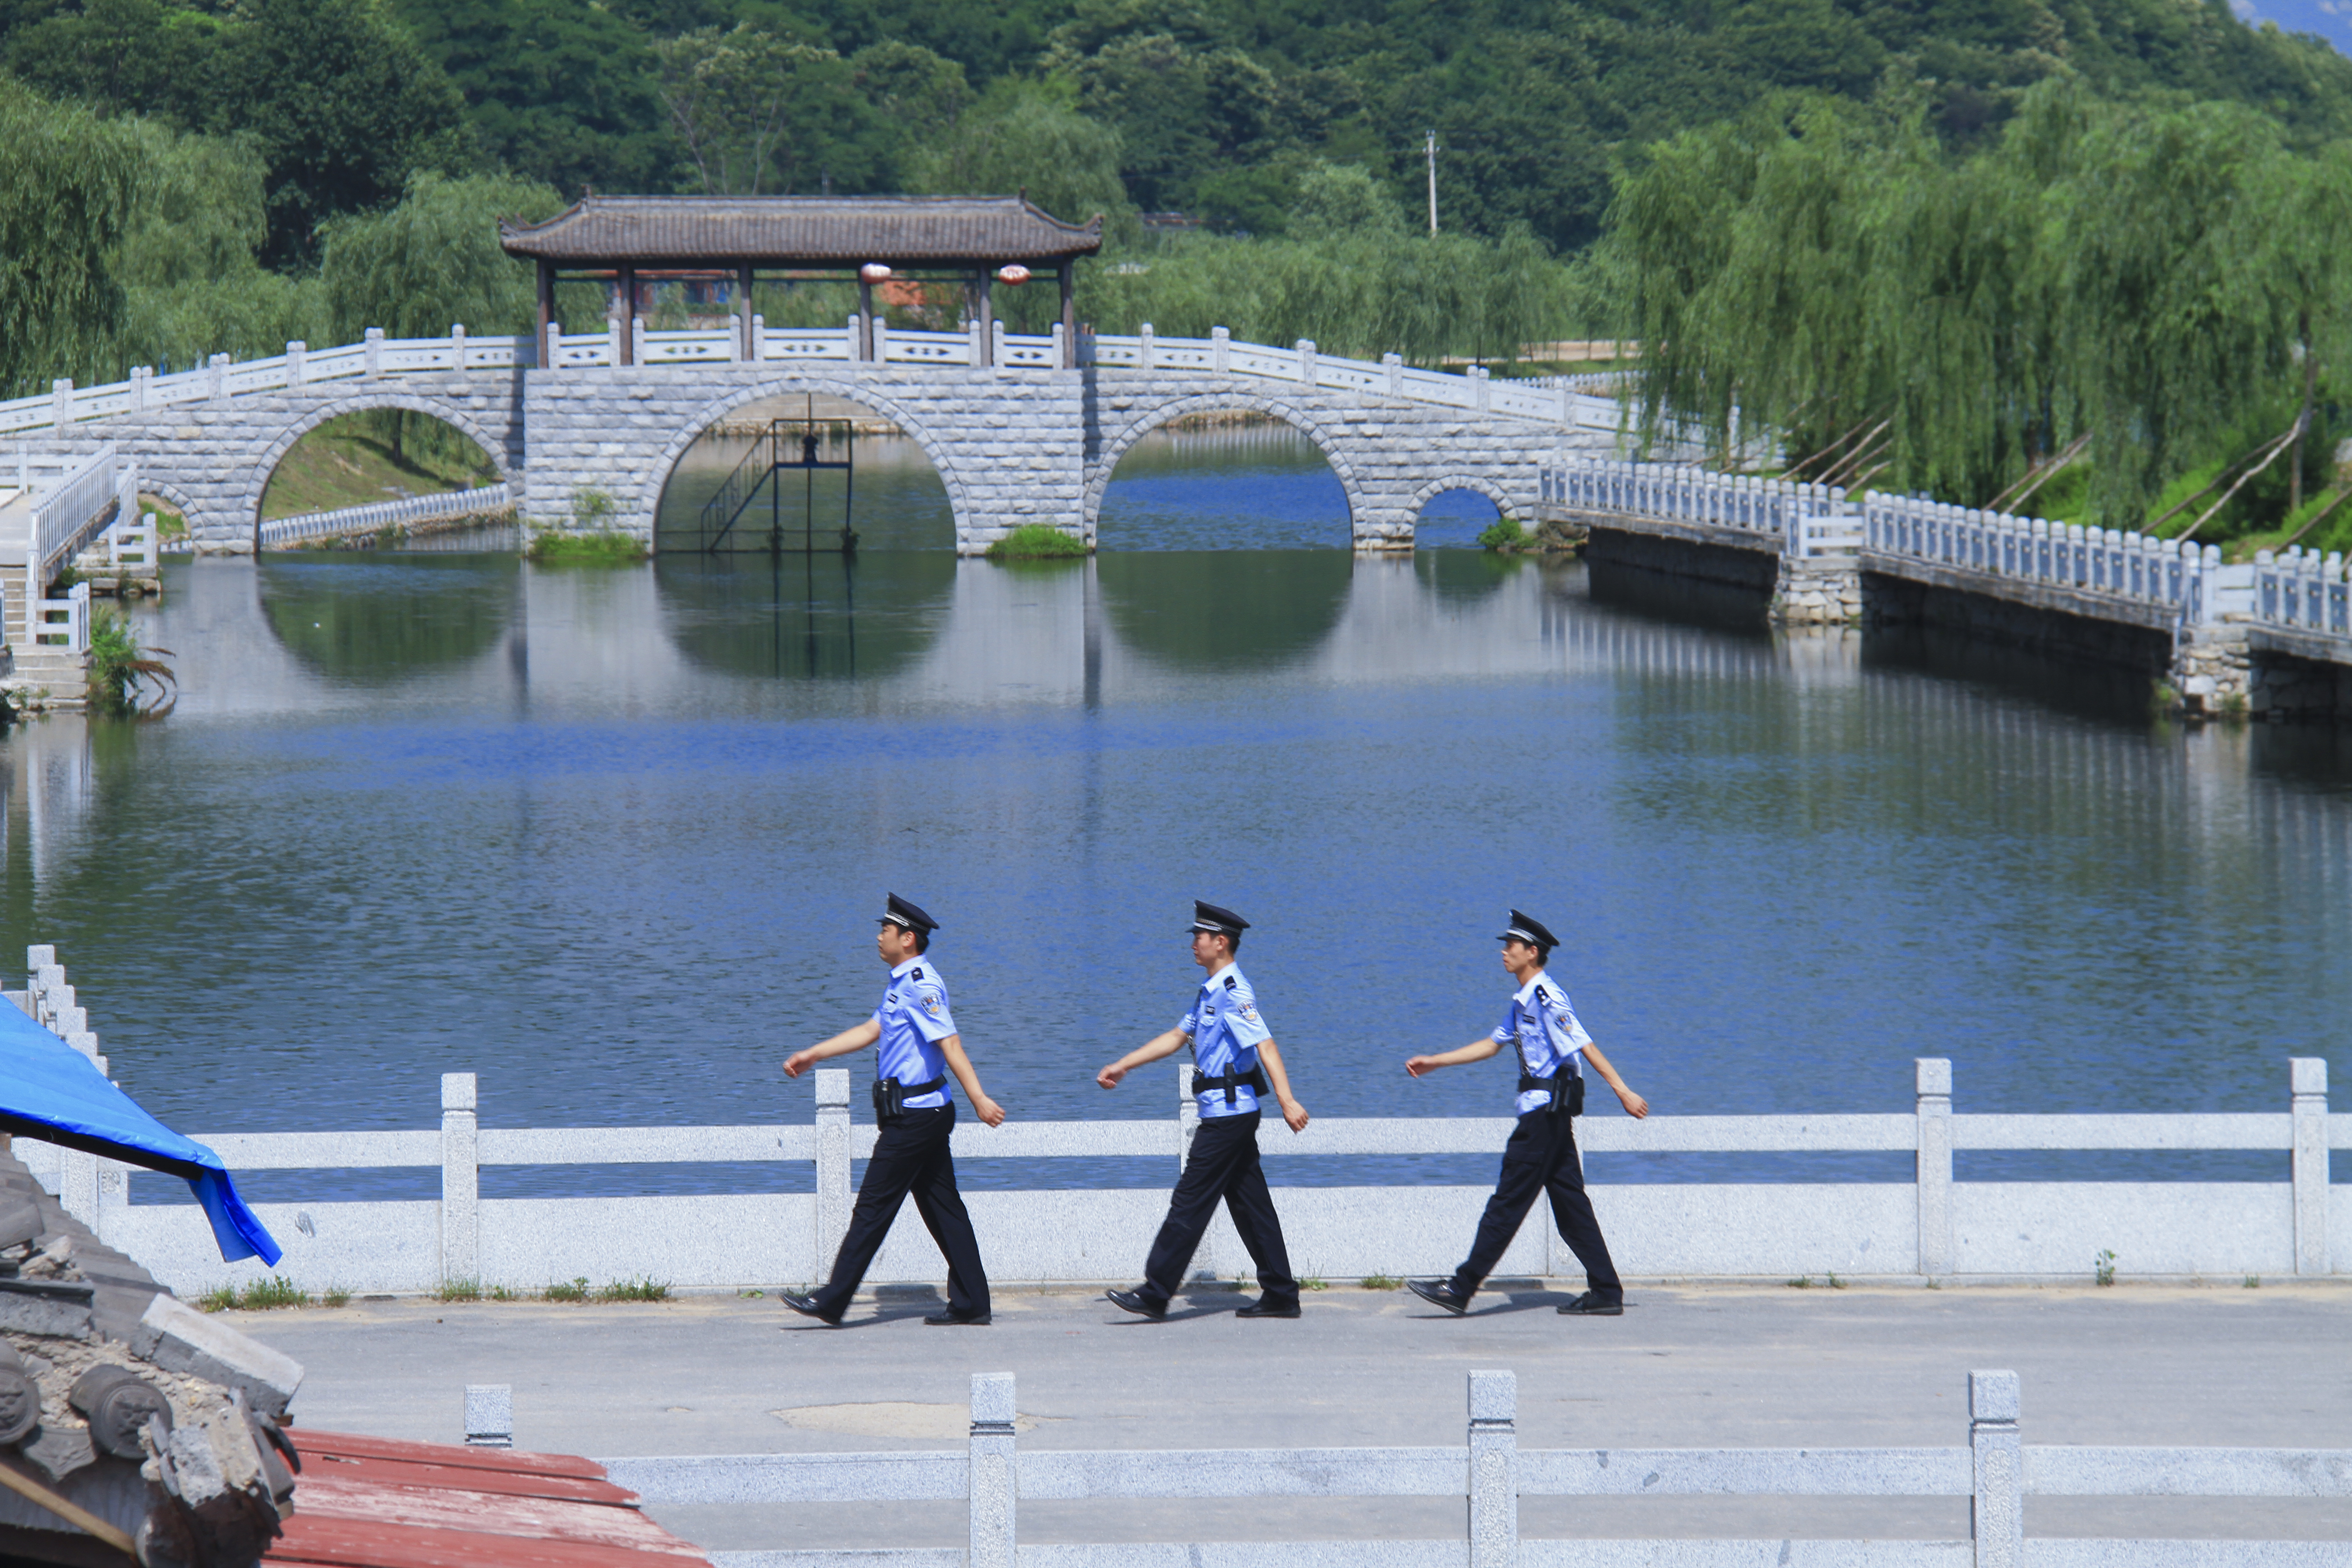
[7,948,2345,1295]
[2,444,141,657]
[5,322,1624,440]
[589,1368,2352,1568]
[256,481,516,549]
[1539,456,2352,665]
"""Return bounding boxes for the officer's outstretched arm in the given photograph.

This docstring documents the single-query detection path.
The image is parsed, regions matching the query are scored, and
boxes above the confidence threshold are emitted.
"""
[1578,1042,1649,1118]
[938,1035,1006,1127]
[784,1017,882,1078]
[1097,1028,1188,1090]
[1256,1039,1310,1132]
[1406,1037,1504,1077]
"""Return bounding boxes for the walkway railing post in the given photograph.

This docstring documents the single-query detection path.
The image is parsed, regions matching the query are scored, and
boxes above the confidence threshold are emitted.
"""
[1211,326,1229,374]
[441,1071,479,1285]
[1177,1063,1198,1171]
[1970,1370,2022,1568]
[969,1372,1017,1568]
[1384,351,1402,398]
[730,314,745,364]
[815,1068,851,1274]
[1139,323,1154,371]
[992,319,1006,368]
[1296,338,1317,385]
[1468,1369,1518,1568]
[287,341,306,387]
[51,380,70,432]
[1473,364,1490,415]
[1916,1058,1953,1278]
[363,328,383,377]
[450,322,467,371]
[2292,1058,2329,1276]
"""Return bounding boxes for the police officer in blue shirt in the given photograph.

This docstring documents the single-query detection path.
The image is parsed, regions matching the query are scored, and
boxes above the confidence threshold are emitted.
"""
[1097,901,1311,1320]
[1403,910,1649,1317]
[779,894,1005,1327]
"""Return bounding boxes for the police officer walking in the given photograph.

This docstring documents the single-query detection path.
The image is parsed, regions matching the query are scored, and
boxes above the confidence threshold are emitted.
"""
[781,894,1004,1327]
[1098,901,1309,1320]
[1404,910,1648,1318]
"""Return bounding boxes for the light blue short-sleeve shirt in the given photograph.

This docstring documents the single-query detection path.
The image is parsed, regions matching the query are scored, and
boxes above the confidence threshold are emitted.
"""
[1491,971,1590,1115]
[1181,962,1272,1119]
[872,955,956,1109]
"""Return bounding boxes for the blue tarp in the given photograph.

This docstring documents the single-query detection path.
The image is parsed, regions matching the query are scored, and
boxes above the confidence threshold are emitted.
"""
[0,999,280,1266]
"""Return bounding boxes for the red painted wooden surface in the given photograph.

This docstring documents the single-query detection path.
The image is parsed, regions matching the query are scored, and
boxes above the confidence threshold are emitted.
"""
[264,1430,710,1568]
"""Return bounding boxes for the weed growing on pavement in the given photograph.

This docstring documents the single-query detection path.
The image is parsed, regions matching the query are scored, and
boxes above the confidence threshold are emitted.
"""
[545,1277,590,1302]
[2094,1250,2117,1286]
[596,1276,670,1302]
[1360,1274,1402,1290]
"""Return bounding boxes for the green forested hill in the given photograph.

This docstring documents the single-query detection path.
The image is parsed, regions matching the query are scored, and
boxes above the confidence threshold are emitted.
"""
[9,0,2352,255]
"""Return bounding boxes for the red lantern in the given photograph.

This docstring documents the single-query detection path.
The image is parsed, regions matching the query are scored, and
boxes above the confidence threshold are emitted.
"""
[859,263,892,283]
[997,265,1031,286]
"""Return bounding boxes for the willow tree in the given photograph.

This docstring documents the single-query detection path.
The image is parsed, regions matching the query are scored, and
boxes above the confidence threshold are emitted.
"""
[0,87,140,397]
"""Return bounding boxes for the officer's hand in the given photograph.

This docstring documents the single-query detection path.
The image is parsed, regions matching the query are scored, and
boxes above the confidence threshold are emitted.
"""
[1280,1096,1309,1133]
[1405,1055,1438,1078]
[1618,1087,1650,1119]
[974,1095,1007,1128]
[783,1050,817,1078]
[1096,1064,1126,1090]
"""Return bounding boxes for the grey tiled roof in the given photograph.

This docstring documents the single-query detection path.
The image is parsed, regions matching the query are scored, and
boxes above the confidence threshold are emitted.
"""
[500,195,1104,266]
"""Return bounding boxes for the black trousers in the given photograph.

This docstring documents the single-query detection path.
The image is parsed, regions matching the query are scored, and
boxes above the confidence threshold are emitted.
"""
[812,1103,989,1318]
[1142,1110,1298,1307]
[1451,1108,1621,1299]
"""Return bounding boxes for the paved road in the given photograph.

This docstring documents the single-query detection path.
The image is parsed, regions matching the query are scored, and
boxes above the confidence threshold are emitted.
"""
[235,1279,2352,1553]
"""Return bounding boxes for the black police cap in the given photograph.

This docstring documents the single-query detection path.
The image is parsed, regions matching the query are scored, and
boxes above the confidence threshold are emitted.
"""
[1499,908,1560,950]
[1189,900,1251,937]
[878,892,940,934]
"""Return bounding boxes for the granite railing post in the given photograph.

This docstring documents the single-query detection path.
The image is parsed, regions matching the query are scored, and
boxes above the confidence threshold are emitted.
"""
[607,318,623,367]
[968,1372,1017,1568]
[206,357,229,405]
[632,317,648,365]
[288,342,306,387]
[1473,365,1490,415]
[130,366,149,412]
[1468,1369,1518,1568]
[1139,323,1155,371]
[815,1068,852,1273]
[730,314,746,364]
[992,320,1007,367]
[1211,326,1230,375]
[441,1072,479,1284]
[465,1384,513,1447]
[968,320,984,368]
[1047,323,1061,368]
[51,380,71,431]
[1917,1058,1953,1277]
[1296,338,1317,385]
[1384,352,1403,398]
[2291,1058,2329,1276]
[450,323,467,371]
[1970,1370,2022,1568]
[751,314,767,361]
[1177,1063,1199,1171]
[363,328,383,377]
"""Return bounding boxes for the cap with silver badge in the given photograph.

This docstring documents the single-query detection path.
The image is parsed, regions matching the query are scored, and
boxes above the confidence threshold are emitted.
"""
[878,892,940,935]
[1188,900,1251,937]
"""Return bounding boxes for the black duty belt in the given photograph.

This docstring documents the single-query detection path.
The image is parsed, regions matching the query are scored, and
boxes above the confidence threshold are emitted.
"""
[873,1074,946,1120]
[1519,1073,1586,1117]
[1194,1065,1269,1106]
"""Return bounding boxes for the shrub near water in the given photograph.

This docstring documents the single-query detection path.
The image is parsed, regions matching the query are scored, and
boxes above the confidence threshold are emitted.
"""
[985,523,1089,559]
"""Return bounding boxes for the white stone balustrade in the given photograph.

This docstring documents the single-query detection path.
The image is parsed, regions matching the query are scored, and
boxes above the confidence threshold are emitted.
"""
[592,1367,2352,1567]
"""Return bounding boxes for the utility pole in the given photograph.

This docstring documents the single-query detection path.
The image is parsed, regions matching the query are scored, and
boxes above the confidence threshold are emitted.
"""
[1425,130,1439,235]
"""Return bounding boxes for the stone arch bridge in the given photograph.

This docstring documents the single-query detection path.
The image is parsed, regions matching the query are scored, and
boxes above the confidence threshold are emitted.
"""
[5,326,1631,557]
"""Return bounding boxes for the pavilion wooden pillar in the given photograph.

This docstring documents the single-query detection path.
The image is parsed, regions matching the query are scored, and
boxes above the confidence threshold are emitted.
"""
[535,261,554,369]
[617,265,637,366]
[1059,265,1077,368]
[737,264,755,360]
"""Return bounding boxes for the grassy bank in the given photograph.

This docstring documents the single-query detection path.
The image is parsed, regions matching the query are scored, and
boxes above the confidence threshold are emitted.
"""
[260,413,497,519]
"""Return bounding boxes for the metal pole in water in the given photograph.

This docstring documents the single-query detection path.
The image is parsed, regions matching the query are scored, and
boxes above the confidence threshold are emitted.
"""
[1426,129,1439,235]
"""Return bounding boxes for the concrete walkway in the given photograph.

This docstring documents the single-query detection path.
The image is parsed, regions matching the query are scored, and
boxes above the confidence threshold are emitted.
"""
[233,1279,2352,1553]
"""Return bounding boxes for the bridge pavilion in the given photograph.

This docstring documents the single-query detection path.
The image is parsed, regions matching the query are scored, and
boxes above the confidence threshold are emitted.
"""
[498,195,1104,370]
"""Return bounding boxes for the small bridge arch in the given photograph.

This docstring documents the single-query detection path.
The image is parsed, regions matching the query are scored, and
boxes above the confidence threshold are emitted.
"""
[1082,394,1369,542]
[1407,475,1517,537]
[641,375,972,546]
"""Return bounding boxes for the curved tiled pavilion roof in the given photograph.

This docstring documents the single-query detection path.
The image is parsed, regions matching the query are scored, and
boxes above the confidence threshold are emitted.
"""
[500,195,1103,269]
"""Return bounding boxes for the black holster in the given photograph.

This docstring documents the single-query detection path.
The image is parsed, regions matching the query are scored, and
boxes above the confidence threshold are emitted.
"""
[873,1074,945,1120]
[1519,1072,1585,1117]
[1193,1064,1269,1105]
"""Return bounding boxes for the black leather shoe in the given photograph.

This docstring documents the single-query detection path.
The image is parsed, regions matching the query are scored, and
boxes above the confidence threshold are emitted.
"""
[925,1309,991,1326]
[1235,1297,1300,1318]
[1556,1291,1625,1316]
[1105,1288,1167,1319]
[781,1292,843,1325]
[1406,1279,1471,1316]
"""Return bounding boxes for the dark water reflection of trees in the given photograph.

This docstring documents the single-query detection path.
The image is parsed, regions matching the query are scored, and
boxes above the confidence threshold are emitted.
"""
[258,555,515,684]
[653,554,957,681]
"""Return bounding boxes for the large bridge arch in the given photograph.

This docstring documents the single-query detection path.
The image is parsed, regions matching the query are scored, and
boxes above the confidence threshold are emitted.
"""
[245,390,517,548]
[640,376,973,546]
[1082,394,1368,543]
